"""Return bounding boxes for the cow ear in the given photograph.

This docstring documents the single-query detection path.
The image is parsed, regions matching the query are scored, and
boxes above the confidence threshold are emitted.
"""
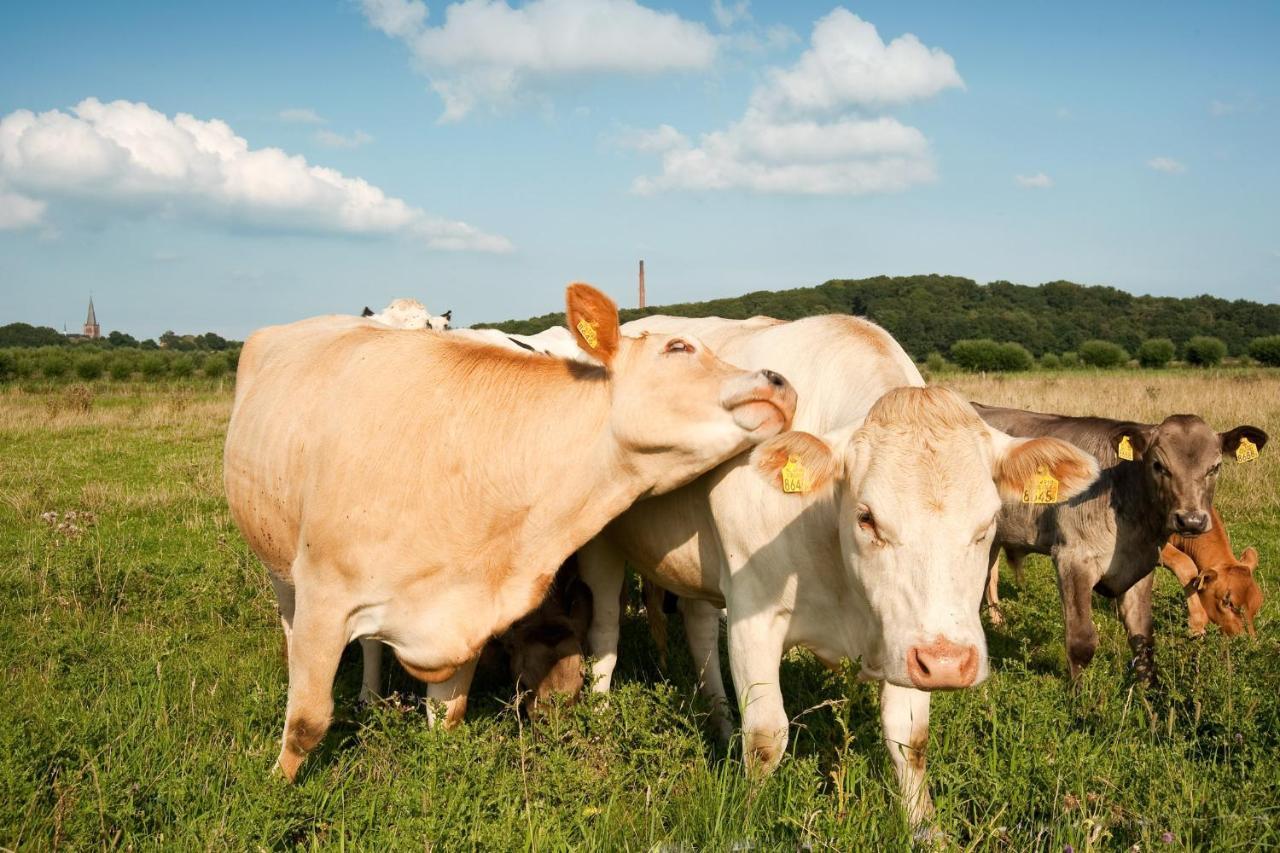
[751,430,839,495]
[442,310,452,321]
[991,433,1099,503]
[361,306,374,317]
[1109,424,1151,462]
[1221,426,1267,459]
[1193,569,1218,592]
[565,283,620,366]
[1240,547,1259,572]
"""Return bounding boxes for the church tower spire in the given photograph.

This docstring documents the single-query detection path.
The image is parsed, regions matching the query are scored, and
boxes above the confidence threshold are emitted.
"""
[83,296,101,339]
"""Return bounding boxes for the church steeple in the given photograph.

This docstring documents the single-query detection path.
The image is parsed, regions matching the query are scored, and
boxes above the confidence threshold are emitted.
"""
[83,296,101,339]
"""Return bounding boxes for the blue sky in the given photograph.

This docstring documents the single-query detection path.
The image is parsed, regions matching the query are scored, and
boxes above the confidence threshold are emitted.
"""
[1,0,1277,339]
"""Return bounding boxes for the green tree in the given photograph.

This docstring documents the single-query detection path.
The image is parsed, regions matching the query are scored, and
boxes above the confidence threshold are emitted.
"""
[140,354,168,379]
[1079,340,1129,368]
[1249,335,1280,367]
[950,339,1033,372]
[1039,352,1062,369]
[1136,338,1175,368]
[107,330,139,348]
[0,322,67,347]
[170,355,195,378]
[0,350,15,382]
[202,353,229,378]
[74,355,105,381]
[1184,336,1227,366]
[41,351,72,379]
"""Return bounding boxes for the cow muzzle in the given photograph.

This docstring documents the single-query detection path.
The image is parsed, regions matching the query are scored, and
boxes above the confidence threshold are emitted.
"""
[1172,510,1211,537]
[906,638,980,690]
[723,369,797,436]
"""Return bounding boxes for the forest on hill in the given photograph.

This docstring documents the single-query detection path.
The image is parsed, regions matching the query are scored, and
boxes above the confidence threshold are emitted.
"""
[481,275,1280,360]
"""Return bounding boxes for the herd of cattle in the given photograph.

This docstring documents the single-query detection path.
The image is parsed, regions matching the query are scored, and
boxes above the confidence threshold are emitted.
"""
[222,285,1267,830]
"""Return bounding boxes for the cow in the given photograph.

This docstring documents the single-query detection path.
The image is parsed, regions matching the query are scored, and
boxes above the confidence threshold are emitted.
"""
[361,298,452,330]
[224,284,797,781]
[1160,506,1262,637]
[975,404,1266,682]
[576,314,1100,828]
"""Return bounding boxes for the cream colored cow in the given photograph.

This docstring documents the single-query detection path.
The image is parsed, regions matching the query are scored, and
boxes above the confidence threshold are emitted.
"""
[224,284,797,781]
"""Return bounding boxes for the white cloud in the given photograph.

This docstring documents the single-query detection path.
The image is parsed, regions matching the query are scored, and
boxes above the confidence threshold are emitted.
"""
[711,0,751,29]
[749,9,963,117]
[628,9,960,196]
[1015,172,1053,189]
[279,107,326,124]
[315,129,375,149]
[0,98,511,251]
[1209,100,1236,117]
[0,186,46,230]
[1148,156,1186,174]
[361,0,718,122]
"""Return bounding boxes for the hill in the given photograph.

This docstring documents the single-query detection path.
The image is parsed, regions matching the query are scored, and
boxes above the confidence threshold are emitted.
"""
[480,275,1280,360]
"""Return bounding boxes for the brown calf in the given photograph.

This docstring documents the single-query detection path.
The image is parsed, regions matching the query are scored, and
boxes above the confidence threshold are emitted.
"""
[1160,507,1262,637]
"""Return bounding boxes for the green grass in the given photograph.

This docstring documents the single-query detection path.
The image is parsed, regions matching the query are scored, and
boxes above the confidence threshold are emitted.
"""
[2,380,1278,850]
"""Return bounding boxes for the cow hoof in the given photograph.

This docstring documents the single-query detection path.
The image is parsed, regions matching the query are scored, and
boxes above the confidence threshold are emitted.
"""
[986,605,1005,627]
[911,823,947,846]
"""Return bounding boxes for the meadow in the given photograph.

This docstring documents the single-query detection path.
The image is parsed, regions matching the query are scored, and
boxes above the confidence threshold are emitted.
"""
[2,370,1278,850]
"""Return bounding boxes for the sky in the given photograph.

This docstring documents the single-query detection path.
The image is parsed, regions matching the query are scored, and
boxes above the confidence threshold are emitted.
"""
[0,0,1277,340]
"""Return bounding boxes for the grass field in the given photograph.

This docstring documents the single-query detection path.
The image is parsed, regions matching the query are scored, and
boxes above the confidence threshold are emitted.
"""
[2,371,1279,850]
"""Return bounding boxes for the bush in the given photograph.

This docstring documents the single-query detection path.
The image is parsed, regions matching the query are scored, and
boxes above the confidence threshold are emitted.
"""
[108,354,135,381]
[74,356,105,381]
[1136,338,1176,368]
[1060,352,1081,369]
[40,352,72,379]
[1249,335,1280,367]
[1184,335,1227,367]
[140,354,168,379]
[1078,340,1129,368]
[202,353,229,378]
[924,352,948,375]
[0,350,15,382]
[1039,352,1061,370]
[170,355,195,378]
[950,339,1034,372]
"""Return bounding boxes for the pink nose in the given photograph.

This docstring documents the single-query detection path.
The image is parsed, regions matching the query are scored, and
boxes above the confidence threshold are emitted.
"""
[907,638,979,690]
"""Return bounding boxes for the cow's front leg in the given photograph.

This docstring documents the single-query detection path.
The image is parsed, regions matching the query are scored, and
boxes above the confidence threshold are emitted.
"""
[984,545,1004,626]
[680,597,732,742]
[578,536,626,693]
[1055,554,1100,680]
[880,681,935,832]
[1118,572,1157,685]
[358,638,383,704]
[1160,544,1209,637]
[276,589,347,782]
[426,655,479,727]
[727,613,788,775]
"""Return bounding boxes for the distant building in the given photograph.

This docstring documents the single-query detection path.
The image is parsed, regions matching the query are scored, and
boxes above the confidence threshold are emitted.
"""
[83,297,100,340]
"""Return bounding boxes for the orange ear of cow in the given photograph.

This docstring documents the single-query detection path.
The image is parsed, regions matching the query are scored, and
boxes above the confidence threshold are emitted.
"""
[565,282,620,366]
[1241,547,1259,572]
[995,436,1099,503]
[751,430,838,494]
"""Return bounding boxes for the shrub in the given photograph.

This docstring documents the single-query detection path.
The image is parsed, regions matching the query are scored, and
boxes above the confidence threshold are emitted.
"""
[108,354,135,381]
[1136,338,1176,369]
[140,354,168,379]
[1060,352,1081,369]
[924,352,948,375]
[950,339,1033,372]
[40,351,72,379]
[1249,335,1280,367]
[1039,352,1061,370]
[0,350,15,382]
[74,356,105,381]
[1184,335,1227,367]
[170,355,195,378]
[202,353,229,378]
[225,348,241,373]
[1078,340,1129,368]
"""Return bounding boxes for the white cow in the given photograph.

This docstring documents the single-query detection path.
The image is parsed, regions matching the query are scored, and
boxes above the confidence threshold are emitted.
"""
[579,314,1099,828]
[225,284,798,780]
[361,298,451,330]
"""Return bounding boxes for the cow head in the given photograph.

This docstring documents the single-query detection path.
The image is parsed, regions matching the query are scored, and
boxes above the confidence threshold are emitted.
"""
[428,310,452,331]
[1191,549,1262,637]
[1111,418,1267,537]
[565,283,797,495]
[752,386,1098,691]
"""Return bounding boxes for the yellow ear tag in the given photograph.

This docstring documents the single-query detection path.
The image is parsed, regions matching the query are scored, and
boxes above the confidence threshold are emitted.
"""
[1117,435,1134,461]
[1237,437,1259,463]
[576,318,599,349]
[781,455,808,494]
[1021,464,1060,505]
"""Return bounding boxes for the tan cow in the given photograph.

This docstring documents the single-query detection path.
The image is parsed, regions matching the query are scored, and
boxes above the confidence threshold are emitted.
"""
[224,284,797,781]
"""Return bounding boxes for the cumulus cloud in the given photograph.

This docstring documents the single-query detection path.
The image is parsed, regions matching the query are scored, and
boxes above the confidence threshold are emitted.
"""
[711,0,751,29]
[279,107,326,124]
[1148,156,1186,174]
[628,8,961,196]
[315,129,375,149]
[1015,172,1053,189]
[0,187,47,230]
[0,98,511,251]
[361,0,718,122]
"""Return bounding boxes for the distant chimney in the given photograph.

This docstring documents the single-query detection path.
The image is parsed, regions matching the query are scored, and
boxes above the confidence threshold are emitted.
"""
[83,296,101,340]
[638,260,646,309]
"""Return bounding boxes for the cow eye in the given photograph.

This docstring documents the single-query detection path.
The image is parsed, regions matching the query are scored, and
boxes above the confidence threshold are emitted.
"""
[664,339,695,355]
[1207,462,1221,477]
[1152,460,1169,476]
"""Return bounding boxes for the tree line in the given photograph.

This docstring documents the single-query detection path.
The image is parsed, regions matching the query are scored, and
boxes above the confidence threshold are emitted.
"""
[480,275,1280,368]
